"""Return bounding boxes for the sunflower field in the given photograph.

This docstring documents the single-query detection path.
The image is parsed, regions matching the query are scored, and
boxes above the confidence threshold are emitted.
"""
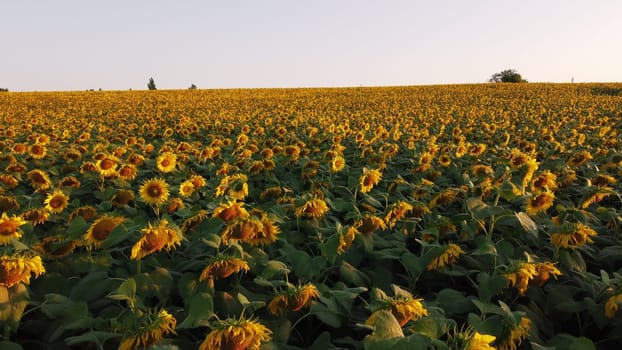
[0,83,621,350]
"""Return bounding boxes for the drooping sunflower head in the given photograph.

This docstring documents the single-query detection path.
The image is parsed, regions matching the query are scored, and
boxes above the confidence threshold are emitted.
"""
[605,293,622,319]
[27,169,52,191]
[531,170,557,193]
[504,262,537,295]
[199,317,272,350]
[130,219,183,260]
[525,192,555,216]
[426,243,465,271]
[0,254,46,288]
[139,178,170,206]
[220,217,264,244]
[295,196,329,219]
[22,208,50,226]
[0,195,19,212]
[34,235,79,259]
[213,200,249,222]
[267,283,320,315]
[384,201,414,228]
[496,316,531,350]
[44,189,70,214]
[356,215,387,236]
[181,210,210,234]
[366,296,428,327]
[58,176,81,188]
[199,255,250,280]
[0,212,27,245]
[359,168,382,193]
[118,309,177,350]
[83,215,125,248]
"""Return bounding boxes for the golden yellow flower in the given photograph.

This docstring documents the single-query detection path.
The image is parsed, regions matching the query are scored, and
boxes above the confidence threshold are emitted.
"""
[581,188,611,209]
[22,207,50,225]
[11,143,27,154]
[29,143,47,159]
[591,174,616,187]
[130,219,183,260]
[605,294,622,318]
[117,164,138,181]
[337,225,359,254]
[384,201,413,228]
[355,215,387,236]
[0,174,19,188]
[504,262,537,295]
[467,332,496,350]
[34,235,79,259]
[246,213,280,246]
[567,150,592,167]
[112,189,135,207]
[295,197,329,219]
[179,180,195,198]
[27,169,52,191]
[550,223,597,249]
[96,155,120,177]
[497,317,531,350]
[525,192,555,216]
[430,188,461,208]
[366,297,428,327]
[139,177,170,206]
[68,205,98,222]
[156,152,176,173]
[0,212,27,245]
[438,154,452,167]
[190,174,207,189]
[221,217,264,244]
[0,195,19,212]
[331,155,346,172]
[0,254,45,287]
[427,243,464,270]
[532,261,562,287]
[58,175,81,188]
[213,200,250,222]
[167,197,185,214]
[181,210,210,233]
[83,215,125,248]
[267,283,320,315]
[44,189,70,214]
[531,170,557,193]
[199,318,272,350]
[359,168,382,193]
[118,309,177,350]
[199,256,250,281]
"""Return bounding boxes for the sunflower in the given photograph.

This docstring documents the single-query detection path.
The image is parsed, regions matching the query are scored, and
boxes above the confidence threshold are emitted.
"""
[337,225,359,254]
[112,189,135,207]
[44,189,70,214]
[156,152,177,173]
[0,254,45,287]
[531,261,562,287]
[355,215,387,236]
[58,176,81,188]
[179,180,195,198]
[295,197,329,219]
[525,192,555,216]
[0,174,19,188]
[83,215,125,248]
[366,296,428,327]
[29,143,47,159]
[0,212,27,245]
[248,160,265,175]
[384,201,413,228]
[5,162,27,173]
[580,187,612,209]
[167,197,185,214]
[496,317,531,350]
[34,235,79,259]
[27,169,52,191]
[504,262,537,295]
[213,200,249,222]
[567,150,592,167]
[117,164,138,181]
[118,309,177,350]
[139,178,170,206]
[591,174,616,187]
[68,205,98,222]
[0,195,19,212]
[247,213,280,245]
[199,317,272,350]
[130,219,183,260]
[22,208,50,225]
[221,217,264,244]
[96,155,120,177]
[199,256,250,280]
[11,143,27,154]
[359,168,382,193]
[189,174,207,189]
[550,222,597,249]
[467,332,497,350]
[427,243,464,270]
[181,210,210,233]
[429,188,461,208]
[605,293,622,318]
[267,283,320,315]
[330,155,346,173]
[438,154,452,167]
[531,170,557,193]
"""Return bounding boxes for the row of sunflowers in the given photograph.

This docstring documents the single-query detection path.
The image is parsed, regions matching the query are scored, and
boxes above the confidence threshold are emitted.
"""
[0,83,621,349]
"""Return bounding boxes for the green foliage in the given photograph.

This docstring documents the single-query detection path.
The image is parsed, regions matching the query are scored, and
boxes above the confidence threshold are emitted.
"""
[489,69,527,83]
[147,77,157,90]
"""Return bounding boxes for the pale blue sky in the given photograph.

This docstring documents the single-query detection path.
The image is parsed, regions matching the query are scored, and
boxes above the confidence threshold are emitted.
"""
[2,0,621,91]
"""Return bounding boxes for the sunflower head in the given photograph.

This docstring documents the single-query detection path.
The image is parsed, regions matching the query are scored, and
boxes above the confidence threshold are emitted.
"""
[118,309,177,350]
[295,197,329,219]
[84,215,125,248]
[199,256,250,280]
[156,152,177,173]
[359,168,382,193]
[0,254,46,287]
[525,191,555,216]
[0,212,27,245]
[199,317,271,350]
[139,178,170,206]
[130,219,183,260]
[44,190,70,214]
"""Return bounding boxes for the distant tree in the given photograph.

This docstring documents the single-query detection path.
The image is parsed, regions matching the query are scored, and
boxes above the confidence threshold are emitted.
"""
[147,77,157,90]
[189,84,197,90]
[489,69,527,83]
[0,88,8,92]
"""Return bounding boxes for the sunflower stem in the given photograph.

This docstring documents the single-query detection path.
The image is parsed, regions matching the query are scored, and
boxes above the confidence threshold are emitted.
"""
[3,324,9,340]
[136,259,142,275]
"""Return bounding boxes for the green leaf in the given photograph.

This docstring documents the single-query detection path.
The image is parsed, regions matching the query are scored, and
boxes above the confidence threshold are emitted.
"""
[69,271,114,302]
[0,341,24,350]
[435,288,474,316]
[549,334,597,350]
[64,331,119,348]
[559,249,586,272]
[339,261,371,288]
[309,331,338,350]
[135,267,174,303]
[107,278,137,308]
[261,260,291,280]
[476,272,507,303]
[40,294,92,341]
[177,292,214,329]
[101,223,131,249]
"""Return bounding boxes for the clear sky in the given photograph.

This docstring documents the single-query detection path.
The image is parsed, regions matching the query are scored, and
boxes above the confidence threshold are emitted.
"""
[3,0,621,91]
